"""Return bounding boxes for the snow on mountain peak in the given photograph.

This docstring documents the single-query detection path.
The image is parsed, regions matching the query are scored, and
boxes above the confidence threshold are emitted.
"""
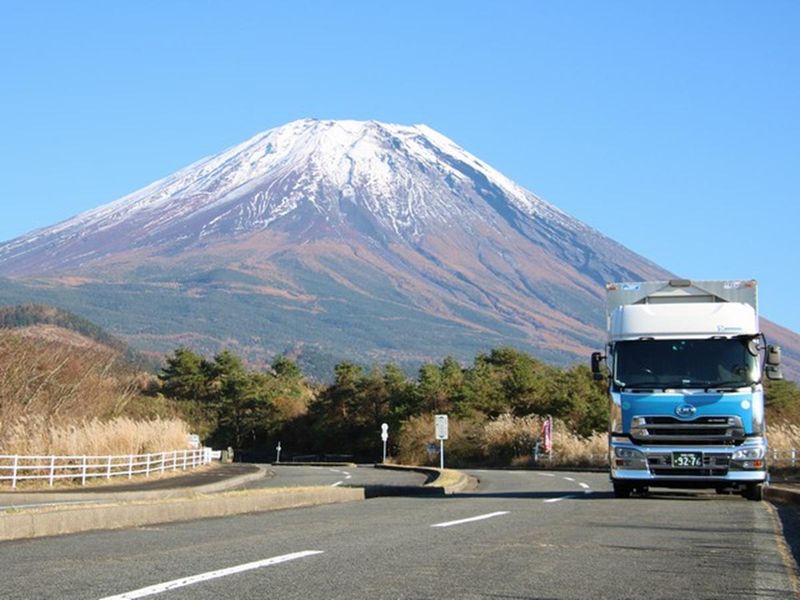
[0,118,582,271]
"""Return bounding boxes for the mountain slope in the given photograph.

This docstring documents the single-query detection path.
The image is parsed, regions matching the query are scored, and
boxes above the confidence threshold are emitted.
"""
[0,119,797,379]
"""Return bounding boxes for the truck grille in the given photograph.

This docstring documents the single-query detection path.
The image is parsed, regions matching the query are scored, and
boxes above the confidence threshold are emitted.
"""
[631,416,745,446]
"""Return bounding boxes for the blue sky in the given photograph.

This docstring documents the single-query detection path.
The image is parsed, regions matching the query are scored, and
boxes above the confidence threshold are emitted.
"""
[1,1,798,332]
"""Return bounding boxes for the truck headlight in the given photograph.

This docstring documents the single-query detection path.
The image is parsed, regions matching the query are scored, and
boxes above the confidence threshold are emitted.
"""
[612,447,647,469]
[732,447,765,460]
[615,447,645,459]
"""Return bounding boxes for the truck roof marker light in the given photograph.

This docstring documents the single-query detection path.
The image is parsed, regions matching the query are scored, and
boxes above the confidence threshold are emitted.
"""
[669,279,692,287]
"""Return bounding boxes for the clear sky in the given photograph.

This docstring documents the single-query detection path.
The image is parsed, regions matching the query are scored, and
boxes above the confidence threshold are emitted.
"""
[1,1,798,332]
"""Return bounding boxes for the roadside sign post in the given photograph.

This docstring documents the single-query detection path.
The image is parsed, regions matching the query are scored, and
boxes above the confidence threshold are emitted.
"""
[435,414,449,469]
[381,423,389,463]
[276,442,282,464]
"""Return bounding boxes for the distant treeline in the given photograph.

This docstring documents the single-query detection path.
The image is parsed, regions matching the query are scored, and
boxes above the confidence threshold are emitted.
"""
[158,346,608,462]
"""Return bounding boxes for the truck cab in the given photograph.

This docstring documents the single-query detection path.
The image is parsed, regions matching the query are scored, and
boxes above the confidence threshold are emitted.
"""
[591,279,783,500]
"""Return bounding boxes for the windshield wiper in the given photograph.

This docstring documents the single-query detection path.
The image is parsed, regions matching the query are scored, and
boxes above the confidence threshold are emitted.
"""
[618,381,681,390]
[696,380,754,391]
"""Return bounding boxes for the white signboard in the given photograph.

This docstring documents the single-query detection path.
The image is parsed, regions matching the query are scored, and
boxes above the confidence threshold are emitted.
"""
[381,423,389,442]
[435,414,449,440]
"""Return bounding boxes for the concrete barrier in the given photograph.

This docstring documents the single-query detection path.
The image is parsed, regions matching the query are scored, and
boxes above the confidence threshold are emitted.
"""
[0,486,365,542]
[374,464,473,494]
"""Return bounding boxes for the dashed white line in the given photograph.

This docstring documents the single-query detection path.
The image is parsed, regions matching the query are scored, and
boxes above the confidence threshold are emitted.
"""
[579,483,591,490]
[331,481,344,487]
[431,511,509,528]
[544,495,578,504]
[562,477,576,482]
[536,472,556,477]
[97,550,324,600]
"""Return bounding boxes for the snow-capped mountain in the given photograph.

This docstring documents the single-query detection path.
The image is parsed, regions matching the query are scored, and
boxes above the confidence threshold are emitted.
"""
[0,119,627,274]
[0,119,797,377]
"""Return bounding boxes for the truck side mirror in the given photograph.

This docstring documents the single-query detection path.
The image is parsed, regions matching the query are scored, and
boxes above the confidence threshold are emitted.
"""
[767,345,782,366]
[766,365,784,380]
[591,352,607,381]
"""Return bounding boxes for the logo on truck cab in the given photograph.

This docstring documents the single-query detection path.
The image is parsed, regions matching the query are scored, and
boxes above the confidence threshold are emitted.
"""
[675,404,697,418]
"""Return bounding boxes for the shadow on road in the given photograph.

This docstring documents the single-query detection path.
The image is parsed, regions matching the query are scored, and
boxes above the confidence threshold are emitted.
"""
[774,504,800,573]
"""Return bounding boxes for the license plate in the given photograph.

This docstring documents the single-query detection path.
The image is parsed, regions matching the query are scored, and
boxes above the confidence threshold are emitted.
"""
[672,452,703,467]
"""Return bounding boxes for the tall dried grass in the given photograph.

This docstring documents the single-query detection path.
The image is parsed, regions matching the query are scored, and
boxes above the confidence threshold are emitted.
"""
[0,416,190,456]
[396,412,607,467]
[0,330,191,456]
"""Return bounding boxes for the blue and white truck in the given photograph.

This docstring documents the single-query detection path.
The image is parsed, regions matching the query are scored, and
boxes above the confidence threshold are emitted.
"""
[591,279,783,500]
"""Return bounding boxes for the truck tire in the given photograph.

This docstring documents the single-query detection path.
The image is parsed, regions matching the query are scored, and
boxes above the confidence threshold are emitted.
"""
[743,483,764,501]
[613,482,632,498]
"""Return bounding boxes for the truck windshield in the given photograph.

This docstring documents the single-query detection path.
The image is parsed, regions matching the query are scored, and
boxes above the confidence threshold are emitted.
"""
[614,337,759,389]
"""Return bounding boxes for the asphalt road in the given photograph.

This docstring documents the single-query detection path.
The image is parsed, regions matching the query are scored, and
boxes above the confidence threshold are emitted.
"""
[0,467,797,599]
[247,464,429,490]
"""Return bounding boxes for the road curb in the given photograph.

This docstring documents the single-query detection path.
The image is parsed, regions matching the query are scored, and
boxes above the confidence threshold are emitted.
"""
[766,485,800,506]
[374,464,473,494]
[0,486,365,542]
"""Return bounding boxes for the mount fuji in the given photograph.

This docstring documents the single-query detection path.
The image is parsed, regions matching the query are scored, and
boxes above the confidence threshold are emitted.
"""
[0,119,797,378]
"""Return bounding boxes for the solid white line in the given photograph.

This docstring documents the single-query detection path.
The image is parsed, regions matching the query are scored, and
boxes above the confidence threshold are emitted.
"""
[431,511,509,528]
[544,495,577,504]
[98,551,324,600]
[0,500,103,510]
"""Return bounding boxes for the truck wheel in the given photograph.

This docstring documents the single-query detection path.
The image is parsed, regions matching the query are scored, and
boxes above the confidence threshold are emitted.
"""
[613,482,632,498]
[743,483,764,501]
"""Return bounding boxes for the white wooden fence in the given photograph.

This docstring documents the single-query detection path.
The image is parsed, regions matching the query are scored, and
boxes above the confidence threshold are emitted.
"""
[0,447,216,489]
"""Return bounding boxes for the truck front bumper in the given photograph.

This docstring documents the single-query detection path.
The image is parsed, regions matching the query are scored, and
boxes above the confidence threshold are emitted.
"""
[610,438,768,486]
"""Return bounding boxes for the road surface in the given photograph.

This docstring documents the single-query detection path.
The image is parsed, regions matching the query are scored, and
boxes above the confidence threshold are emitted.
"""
[0,467,797,599]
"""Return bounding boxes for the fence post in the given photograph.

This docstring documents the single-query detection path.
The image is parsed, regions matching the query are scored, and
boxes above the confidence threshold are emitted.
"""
[49,455,56,487]
[183,450,188,470]
[106,455,113,479]
[11,455,18,490]
[81,456,87,486]
[145,453,151,477]
[160,452,166,474]
[128,454,134,479]
[173,450,178,471]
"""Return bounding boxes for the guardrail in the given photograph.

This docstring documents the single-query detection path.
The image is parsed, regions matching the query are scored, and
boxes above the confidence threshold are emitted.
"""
[0,447,214,489]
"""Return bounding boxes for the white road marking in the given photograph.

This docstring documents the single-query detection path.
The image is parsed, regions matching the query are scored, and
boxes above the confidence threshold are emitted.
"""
[0,500,103,510]
[431,511,509,528]
[536,472,556,477]
[562,477,575,482]
[544,495,577,504]
[97,551,324,600]
[331,481,344,487]
[579,483,591,489]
